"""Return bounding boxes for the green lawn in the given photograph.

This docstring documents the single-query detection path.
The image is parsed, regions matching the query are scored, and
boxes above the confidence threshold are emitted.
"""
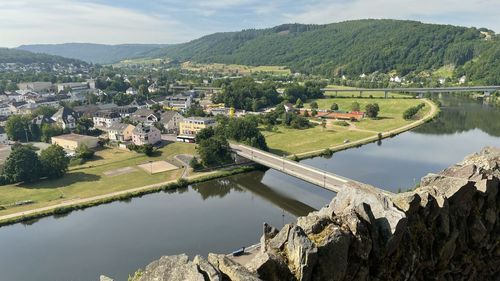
[0,142,196,216]
[262,125,373,155]
[324,85,409,98]
[263,97,431,155]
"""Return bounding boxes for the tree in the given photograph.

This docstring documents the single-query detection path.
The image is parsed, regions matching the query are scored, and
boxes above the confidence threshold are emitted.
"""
[40,144,69,179]
[6,115,31,142]
[41,124,63,143]
[351,102,360,112]
[197,136,232,167]
[303,110,310,117]
[75,117,94,135]
[311,109,318,116]
[295,98,304,108]
[330,103,339,111]
[365,103,380,118]
[2,146,42,183]
[76,144,94,160]
[310,101,319,110]
[32,106,57,118]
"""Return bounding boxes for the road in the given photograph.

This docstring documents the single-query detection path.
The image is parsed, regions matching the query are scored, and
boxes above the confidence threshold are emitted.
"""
[230,144,352,193]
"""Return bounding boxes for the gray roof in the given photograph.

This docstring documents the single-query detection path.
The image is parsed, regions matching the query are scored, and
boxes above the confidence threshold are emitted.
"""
[160,111,181,122]
[108,123,131,132]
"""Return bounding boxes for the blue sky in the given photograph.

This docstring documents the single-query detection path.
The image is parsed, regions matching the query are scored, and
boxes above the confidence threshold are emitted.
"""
[0,0,498,47]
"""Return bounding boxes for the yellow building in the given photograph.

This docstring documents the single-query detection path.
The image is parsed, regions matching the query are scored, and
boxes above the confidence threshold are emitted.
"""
[51,134,99,151]
[179,117,216,136]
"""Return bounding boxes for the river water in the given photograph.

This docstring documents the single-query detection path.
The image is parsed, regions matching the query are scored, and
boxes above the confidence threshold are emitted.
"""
[0,95,498,281]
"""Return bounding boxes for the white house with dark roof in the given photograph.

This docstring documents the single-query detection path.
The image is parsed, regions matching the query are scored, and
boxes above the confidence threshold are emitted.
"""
[51,107,78,130]
[131,124,161,145]
[93,111,121,128]
[160,110,183,134]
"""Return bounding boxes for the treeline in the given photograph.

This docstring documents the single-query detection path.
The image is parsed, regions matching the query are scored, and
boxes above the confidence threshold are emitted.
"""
[0,144,69,185]
[212,77,326,111]
[0,48,86,65]
[403,103,426,120]
[143,19,497,80]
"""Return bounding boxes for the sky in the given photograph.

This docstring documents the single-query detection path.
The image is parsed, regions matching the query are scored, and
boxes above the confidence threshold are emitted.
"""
[0,0,499,47]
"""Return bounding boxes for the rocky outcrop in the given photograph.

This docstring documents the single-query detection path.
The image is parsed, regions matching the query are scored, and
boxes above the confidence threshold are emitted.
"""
[131,147,499,281]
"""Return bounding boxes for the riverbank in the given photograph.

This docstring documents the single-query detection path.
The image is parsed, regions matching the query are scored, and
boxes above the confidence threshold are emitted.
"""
[0,165,259,227]
[286,98,439,160]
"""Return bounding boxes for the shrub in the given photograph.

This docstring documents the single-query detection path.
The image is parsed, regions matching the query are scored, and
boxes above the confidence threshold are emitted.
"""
[403,103,426,120]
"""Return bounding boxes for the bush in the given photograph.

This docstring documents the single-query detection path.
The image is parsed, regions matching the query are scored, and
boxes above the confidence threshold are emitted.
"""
[76,144,94,160]
[189,157,203,170]
[403,103,426,120]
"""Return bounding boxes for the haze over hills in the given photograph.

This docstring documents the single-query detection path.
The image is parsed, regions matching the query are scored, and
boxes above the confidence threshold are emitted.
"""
[17,43,167,64]
[0,48,86,65]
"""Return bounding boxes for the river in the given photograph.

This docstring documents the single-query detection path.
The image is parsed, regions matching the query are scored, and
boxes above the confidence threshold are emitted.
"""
[0,95,498,281]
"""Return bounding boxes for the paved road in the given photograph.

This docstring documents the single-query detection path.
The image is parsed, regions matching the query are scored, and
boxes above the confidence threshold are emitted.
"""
[230,144,352,193]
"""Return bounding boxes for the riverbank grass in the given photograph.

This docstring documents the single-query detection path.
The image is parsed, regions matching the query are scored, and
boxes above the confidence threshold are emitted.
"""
[0,142,196,217]
[263,98,431,155]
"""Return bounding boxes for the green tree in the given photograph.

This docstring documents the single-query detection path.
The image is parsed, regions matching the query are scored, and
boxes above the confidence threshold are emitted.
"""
[365,103,380,118]
[330,103,339,111]
[303,110,310,117]
[351,102,360,112]
[76,144,95,160]
[197,136,232,167]
[32,106,57,118]
[310,101,319,110]
[295,98,304,108]
[40,145,69,179]
[311,109,318,116]
[6,115,31,142]
[2,146,42,183]
[75,117,94,135]
[41,124,63,143]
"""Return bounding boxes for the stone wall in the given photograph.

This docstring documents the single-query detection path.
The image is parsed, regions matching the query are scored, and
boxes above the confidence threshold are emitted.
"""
[128,147,499,281]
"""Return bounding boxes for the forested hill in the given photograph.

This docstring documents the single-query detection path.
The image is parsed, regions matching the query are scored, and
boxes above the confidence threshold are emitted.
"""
[144,19,499,83]
[0,48,86,65]
[17,43,167,64]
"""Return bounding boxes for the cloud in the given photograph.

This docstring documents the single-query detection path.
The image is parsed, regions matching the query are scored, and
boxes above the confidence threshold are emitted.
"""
[282,0,500,31]
[0,0,192,47]
[0,0,497,47]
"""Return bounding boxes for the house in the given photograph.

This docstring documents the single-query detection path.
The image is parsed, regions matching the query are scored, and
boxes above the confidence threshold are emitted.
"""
[93,111,121,128]
[32,115,55,127]
[160,111,183,134]
[129,108,160,125]
[17,82,53,92]
[148,83,159,93]
[51,134,99,150]
[459,76,467,84]
[126,87,138,95]
[131,124,161,145]
[130,99,147,109]
[179,117,216,136]
[51,107,78,130]
[0,104,11,116]
[107,123,135,142]
[165,95,192,112]
[57,82,89,94]
[283,103,296,113]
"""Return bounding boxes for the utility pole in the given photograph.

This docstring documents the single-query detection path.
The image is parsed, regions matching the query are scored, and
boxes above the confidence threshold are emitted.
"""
[24,127,29,143]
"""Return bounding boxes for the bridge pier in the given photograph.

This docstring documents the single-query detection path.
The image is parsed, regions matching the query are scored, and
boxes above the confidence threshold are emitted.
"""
[359,90,363,97]
[384,91,388,99]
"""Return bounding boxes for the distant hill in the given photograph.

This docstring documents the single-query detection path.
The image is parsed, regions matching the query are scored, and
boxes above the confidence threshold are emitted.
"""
[17,43,167,64]
[0,48,86,65]
[143,19,499,83]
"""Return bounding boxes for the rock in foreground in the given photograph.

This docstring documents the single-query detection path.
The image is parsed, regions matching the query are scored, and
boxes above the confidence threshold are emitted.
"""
[130,147,500,281]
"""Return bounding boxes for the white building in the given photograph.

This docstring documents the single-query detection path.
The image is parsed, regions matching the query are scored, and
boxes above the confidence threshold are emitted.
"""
[93,111,121,128]
[126,87,138,95]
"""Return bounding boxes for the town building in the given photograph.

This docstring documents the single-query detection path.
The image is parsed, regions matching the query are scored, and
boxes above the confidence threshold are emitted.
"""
[165,95,192,112]
[126,87,138,95]
[179,117,216,136]
[51,107,78,130]
[131,124,161,145]
[51,134,99,150]
[160,111,183,134]
[129,108,160,125]
[107,123,135,142]
[93,111,121,128]
[17,82,53,92]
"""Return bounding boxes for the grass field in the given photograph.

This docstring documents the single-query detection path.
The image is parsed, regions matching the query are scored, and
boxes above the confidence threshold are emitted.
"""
[263,97,431,155]
[181,62,291,75]
[262,126,373,155]
[0,142,196,216]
